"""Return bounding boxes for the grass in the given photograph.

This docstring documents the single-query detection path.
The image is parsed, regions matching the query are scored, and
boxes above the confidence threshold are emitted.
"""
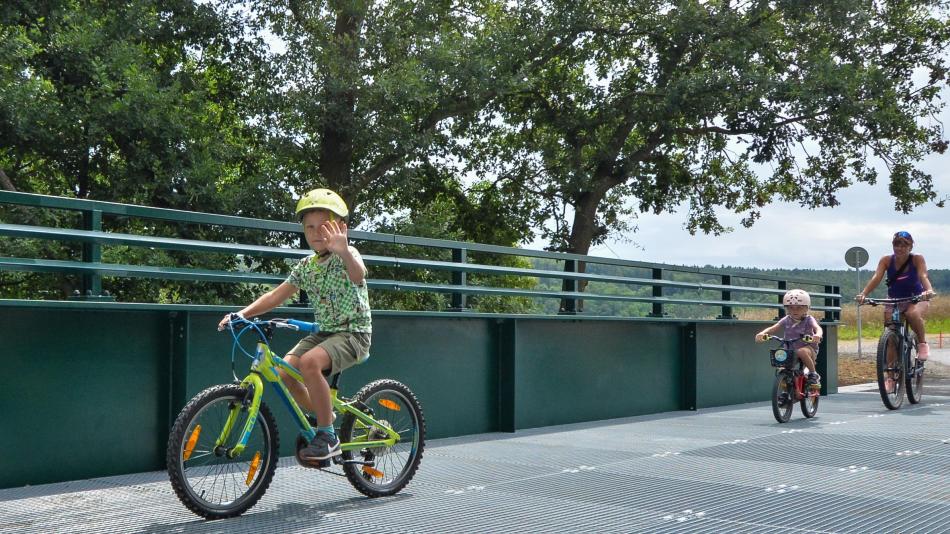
[737,298,950,343]
[837,298,950,341]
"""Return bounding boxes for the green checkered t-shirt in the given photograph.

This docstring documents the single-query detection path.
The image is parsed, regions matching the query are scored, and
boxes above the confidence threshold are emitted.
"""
[286,247,372,333]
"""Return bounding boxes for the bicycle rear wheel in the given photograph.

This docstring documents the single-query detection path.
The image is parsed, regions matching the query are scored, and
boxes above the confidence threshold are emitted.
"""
[905,330,923,404]
[166,384,278,519]
[772,372,794,423]
[876,329,904,410]
[339,379,425,497]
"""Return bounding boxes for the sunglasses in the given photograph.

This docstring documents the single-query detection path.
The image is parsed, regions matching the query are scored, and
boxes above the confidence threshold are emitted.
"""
[892,231,913,243]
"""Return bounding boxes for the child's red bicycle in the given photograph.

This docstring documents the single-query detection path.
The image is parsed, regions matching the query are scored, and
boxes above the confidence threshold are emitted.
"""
[766,335,819,423]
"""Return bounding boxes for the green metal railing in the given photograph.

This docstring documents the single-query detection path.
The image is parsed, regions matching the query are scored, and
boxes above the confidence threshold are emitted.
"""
[0,191,841,320]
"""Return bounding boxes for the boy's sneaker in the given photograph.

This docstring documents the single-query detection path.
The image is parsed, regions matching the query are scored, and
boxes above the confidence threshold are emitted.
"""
[918,342,930,361]
[300,430,341,462]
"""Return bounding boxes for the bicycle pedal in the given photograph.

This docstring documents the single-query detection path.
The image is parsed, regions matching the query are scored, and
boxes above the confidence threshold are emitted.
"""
[300,457,331,469]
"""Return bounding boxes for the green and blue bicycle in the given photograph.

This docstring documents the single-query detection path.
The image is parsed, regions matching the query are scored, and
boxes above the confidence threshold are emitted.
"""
[166,315,425,519]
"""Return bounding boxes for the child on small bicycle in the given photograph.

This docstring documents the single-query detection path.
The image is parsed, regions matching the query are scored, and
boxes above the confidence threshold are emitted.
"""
[755,289,824,389]
[217,188,371,464]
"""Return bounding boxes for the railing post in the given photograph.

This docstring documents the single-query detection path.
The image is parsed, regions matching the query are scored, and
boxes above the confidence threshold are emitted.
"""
[717,274,734,319]
[776,280,787,320]
[648,268,665,317]
[825,285,839,322]
[449,247,468,311]
[559,259,577,314]
[70,209,113,301]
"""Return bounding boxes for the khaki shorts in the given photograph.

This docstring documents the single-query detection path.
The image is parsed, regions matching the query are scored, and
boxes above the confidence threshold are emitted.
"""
[286,331,371,376]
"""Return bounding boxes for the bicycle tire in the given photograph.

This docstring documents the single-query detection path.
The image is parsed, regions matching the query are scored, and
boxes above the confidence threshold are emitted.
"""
[905,330,923,404]
[339,379,425,497]
[772,372,794,423]
[876,328,904,410]
[166,384,279,519]
[800,385,819,418]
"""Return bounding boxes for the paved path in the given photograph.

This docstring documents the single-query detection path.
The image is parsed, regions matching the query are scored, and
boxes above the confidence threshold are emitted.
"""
[2,390,950,533]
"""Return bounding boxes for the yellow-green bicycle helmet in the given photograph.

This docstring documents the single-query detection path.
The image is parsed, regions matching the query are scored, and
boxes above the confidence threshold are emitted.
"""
[295,188,349,220]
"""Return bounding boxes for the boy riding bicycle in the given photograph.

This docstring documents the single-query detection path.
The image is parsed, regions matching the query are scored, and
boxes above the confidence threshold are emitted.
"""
[217,188,371,464]
[755,289,824,390]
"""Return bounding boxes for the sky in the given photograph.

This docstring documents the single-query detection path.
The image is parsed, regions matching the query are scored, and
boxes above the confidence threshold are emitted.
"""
[587,169,949,271]
[583,105,950,272]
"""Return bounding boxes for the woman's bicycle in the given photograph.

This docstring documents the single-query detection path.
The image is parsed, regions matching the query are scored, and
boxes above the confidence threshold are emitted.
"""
[863,295,925,410]
[765,335,820,423]
[166,315,425,519]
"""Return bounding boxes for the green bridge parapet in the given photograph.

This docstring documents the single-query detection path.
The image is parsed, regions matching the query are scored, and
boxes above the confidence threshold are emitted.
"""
[0,192,839,488]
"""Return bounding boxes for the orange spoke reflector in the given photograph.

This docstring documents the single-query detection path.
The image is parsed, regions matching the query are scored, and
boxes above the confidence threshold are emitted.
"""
[378,399,400,411]
[246,451,262,486]
[183,425,202,461]
[362,466,384,479]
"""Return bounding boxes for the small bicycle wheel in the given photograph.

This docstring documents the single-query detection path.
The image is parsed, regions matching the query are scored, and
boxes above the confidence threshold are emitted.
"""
[800,380,819,418]
[772,372,794,423]
[876,328,904,410]
[339,379,425,497]
[904,330,924,404]
[166,384,279,519]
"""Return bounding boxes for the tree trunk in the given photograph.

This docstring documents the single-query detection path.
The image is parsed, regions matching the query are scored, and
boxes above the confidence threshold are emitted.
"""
[318,6,366,196]
[0,167,16,192]
[559,191,600,312]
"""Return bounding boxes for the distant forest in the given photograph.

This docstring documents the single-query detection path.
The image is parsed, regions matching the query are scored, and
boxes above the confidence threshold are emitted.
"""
[522,259,950,319]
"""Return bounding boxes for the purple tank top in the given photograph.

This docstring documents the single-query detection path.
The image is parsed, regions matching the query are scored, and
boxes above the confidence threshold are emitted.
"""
[887,254,923,298]
[781,315,820,352]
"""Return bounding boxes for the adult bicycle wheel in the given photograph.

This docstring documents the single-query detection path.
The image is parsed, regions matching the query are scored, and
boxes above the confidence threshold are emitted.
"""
[905,330,923,404]
[800,385,819,418]
[167,384,279,519]
[771,372,794,423]
[876,329,904,410]
[339,379,425,497]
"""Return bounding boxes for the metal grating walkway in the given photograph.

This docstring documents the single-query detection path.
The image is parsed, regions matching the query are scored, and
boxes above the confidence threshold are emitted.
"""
[3,386,950,533]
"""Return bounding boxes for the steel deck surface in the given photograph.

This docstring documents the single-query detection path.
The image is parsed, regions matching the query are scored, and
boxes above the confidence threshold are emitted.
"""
[2,386,949,533]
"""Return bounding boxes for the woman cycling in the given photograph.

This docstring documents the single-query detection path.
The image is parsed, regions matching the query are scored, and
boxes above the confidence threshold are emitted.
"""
[855,231,936,363]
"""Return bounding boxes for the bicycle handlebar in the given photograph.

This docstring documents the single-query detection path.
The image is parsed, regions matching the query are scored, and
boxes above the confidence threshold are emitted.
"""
[284,319,319,333]
[765,334,814,344]
[862,293,929,306]
[226,314,320,334]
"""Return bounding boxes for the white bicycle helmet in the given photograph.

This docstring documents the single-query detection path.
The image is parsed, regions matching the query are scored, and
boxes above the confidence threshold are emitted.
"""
[783,289,811,307]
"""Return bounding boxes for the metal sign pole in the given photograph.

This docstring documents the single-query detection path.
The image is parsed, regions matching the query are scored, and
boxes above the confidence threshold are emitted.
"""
[856,266,863,359]
[845,247,870,360]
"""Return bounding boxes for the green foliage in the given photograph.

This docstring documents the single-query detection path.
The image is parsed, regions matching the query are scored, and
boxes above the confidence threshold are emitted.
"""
[464,0,950,255]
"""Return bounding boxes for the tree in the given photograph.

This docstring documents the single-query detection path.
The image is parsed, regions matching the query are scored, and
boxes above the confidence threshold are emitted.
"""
[232,0,588,230]
[467,0,950,258]
[0,1,286,301]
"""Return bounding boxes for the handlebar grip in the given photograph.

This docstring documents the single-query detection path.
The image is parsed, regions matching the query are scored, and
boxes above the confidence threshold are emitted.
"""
[286,319,319,333]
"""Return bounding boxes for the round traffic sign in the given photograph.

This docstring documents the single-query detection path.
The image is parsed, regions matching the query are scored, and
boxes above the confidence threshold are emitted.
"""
[845,246,869,268]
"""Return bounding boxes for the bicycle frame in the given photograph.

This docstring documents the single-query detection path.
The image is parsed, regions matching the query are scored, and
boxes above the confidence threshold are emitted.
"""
[218,326,400,459]
[868,296,922,379]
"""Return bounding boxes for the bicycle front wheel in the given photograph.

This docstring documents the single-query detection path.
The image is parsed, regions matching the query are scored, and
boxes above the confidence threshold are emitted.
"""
[772,372,794,423]
[905,330,924,404]
[876,329,904,410]
[339,379,425,497]
[800,385,819,418]
[166,384,279,519]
